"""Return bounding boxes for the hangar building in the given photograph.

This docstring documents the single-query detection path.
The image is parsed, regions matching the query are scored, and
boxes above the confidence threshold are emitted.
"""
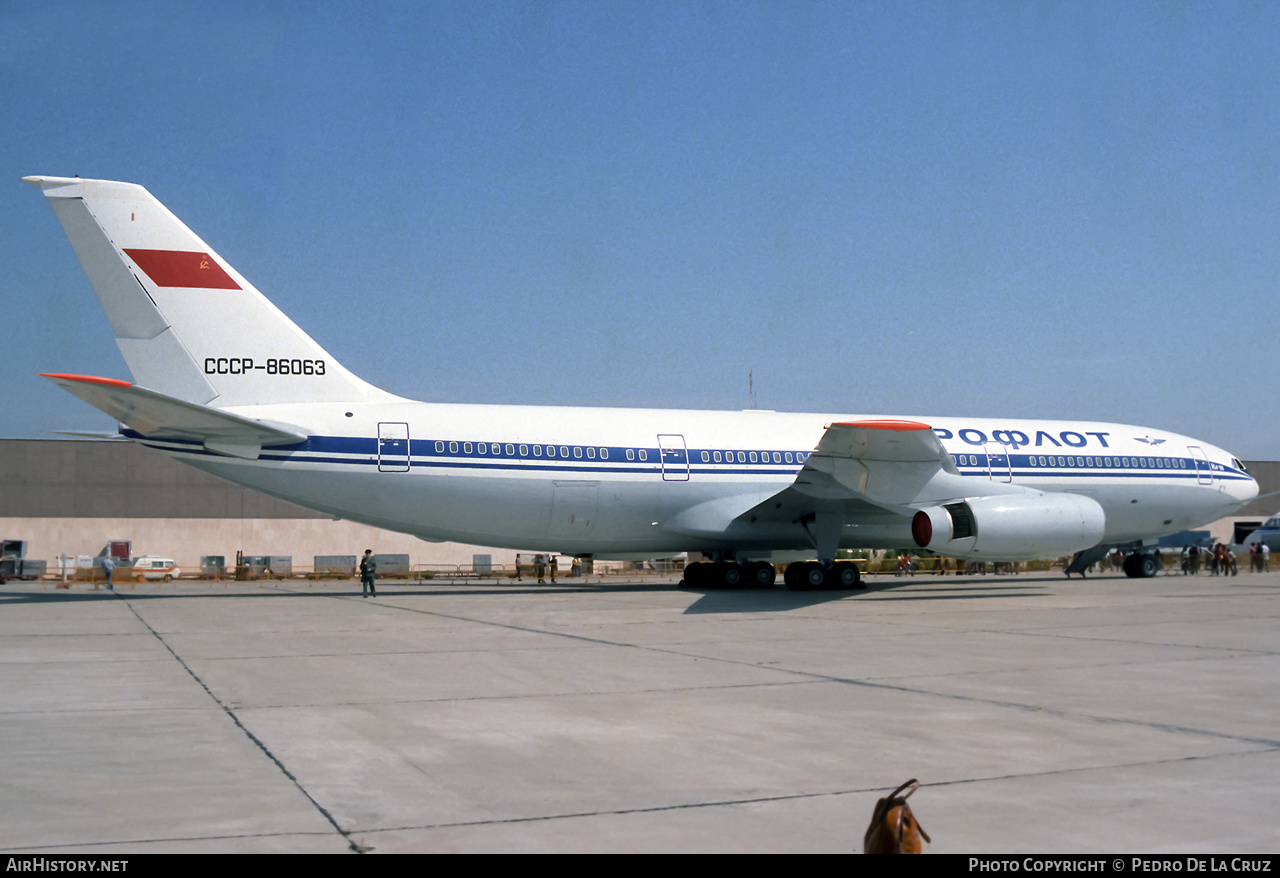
[0,439,512,574]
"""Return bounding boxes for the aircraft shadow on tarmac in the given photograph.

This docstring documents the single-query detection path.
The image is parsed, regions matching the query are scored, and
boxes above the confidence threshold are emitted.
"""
[678,577,1052,613]
[0,575,1066,609]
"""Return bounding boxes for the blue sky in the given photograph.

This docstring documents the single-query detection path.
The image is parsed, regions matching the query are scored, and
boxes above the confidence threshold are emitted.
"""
[3,1,1278,458]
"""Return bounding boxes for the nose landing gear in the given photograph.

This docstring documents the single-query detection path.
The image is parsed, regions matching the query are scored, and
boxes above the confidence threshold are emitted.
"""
[1122,552,1161,578]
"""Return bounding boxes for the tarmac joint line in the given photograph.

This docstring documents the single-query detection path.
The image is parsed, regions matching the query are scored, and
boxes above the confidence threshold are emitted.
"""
[116,595,367,853]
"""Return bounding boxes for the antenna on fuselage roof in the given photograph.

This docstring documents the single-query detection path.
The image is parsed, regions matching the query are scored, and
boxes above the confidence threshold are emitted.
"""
[749,368,756,410]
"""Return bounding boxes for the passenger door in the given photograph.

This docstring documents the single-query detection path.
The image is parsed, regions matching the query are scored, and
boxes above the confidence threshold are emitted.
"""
[378,422,410,472]
[658,434,690,481]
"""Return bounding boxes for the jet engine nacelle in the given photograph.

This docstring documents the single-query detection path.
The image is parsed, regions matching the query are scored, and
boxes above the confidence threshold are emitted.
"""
[911,492,1106,561]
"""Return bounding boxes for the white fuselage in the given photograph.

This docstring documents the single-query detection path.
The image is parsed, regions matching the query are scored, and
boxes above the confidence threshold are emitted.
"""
[129,401,1256,559]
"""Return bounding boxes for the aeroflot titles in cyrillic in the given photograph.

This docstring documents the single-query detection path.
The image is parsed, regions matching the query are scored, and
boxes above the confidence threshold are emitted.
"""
[935,428,1111,449]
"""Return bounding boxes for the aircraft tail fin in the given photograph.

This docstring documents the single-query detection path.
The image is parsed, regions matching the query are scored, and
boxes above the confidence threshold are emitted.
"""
[25,176,377,408]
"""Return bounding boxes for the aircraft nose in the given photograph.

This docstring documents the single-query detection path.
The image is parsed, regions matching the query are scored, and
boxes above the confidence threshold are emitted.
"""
[1234,473,1261,504]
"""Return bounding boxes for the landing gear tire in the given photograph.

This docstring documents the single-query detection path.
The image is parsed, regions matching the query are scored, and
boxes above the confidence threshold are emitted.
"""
[786,561,828,591]
[834,561,863,589]
[802,562,828,590]
[744,561,777,587]
[680,562,708,588]
[783,563,799,590]
[715,562,743,588]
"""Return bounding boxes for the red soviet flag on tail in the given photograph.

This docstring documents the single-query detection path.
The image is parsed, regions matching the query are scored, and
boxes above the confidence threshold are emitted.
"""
[123,248,241,289]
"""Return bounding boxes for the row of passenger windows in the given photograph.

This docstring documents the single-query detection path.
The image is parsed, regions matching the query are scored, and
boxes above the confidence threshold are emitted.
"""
[426,442,1189,472]
[434,440,611,460]
[428,441,810,465]
[701,450,809,464]
[1028,455,1186,469]
[954,454,1187,469]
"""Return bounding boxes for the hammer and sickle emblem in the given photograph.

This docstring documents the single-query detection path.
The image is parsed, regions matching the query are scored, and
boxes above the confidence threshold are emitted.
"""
[199,257,211,270]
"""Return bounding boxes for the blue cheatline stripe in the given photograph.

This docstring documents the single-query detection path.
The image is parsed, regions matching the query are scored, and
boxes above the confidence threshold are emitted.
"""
[124,430,1252,482]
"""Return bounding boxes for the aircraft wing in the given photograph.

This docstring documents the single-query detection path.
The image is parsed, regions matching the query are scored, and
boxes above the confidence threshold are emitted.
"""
[670,420,962,541]
[790,419,958,506]
[696,419,965,555]
[42,373,307,459]
[733,419,963,526]
[810,419,956,466]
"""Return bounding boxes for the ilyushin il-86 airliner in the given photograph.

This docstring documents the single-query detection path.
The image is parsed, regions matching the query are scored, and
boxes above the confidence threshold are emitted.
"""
[25,176,1259,590]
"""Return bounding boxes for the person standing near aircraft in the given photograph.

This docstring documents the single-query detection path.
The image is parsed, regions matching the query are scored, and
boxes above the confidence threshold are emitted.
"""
[360,549,377,598]
[101,555,115,591]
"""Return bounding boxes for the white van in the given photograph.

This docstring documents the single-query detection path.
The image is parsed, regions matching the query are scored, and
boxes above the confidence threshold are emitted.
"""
[133,557,180,581]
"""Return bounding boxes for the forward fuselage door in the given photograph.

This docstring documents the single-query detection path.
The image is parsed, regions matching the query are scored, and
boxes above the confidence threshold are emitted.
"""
[378,422,410,472]
[658,434,690,481]
[1188,445,1213,485]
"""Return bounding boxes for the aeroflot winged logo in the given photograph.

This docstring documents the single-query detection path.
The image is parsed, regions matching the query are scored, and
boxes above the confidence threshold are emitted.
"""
[1134,436,1167,446]
[123,248,241,290]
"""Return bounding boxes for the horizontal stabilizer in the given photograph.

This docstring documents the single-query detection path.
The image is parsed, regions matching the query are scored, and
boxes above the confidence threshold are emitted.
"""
[41,373,306,459]
[51,431,129,440]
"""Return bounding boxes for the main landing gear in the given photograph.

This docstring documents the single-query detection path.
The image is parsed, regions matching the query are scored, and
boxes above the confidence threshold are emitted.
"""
[782,560,864,591]
[680,560,865,591]
[681,560,777,589]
